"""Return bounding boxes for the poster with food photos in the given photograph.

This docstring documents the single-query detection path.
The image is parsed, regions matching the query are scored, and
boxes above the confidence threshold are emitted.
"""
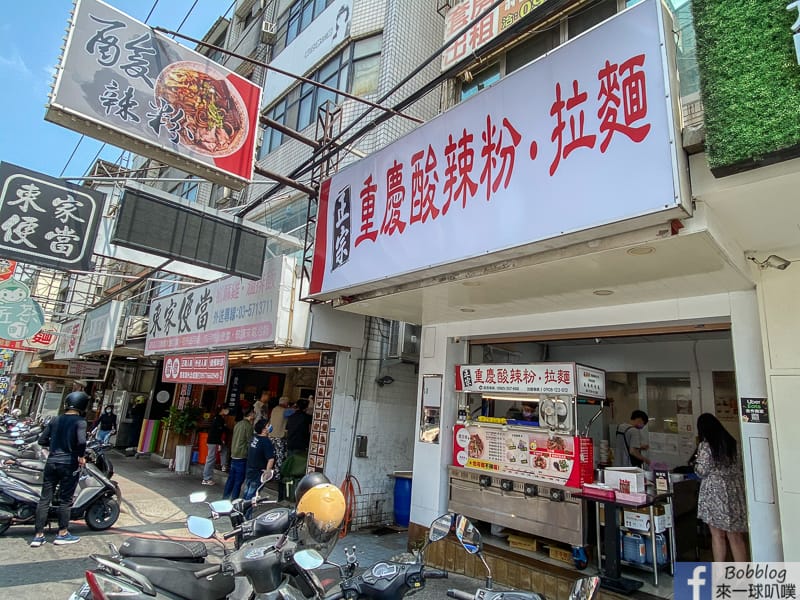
[307,351,337,472]
[452,423,594,488]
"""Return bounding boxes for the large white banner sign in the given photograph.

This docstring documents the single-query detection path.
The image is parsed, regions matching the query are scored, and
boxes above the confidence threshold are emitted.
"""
[309,0,686,298]
[145,256,292,355]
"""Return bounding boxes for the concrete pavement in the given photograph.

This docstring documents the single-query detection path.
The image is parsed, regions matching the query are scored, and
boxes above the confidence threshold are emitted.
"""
[0,451,488,599]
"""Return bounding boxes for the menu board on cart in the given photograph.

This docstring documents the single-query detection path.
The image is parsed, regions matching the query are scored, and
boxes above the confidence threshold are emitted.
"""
[452,423,593,488]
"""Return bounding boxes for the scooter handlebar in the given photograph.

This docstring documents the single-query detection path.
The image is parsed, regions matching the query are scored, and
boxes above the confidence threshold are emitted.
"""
[194,564,222,579]
[447,590,475,600]
[223,527,242,540]
[422,567,448,579]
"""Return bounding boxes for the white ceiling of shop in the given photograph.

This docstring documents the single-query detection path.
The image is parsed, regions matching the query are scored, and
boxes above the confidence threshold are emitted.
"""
[332,230,753,324]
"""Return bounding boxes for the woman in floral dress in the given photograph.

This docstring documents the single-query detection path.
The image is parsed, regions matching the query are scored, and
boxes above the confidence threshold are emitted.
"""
[695,413,748,562]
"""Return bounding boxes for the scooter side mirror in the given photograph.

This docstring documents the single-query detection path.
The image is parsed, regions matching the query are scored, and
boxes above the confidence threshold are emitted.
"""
[294,549,325,570]
[209,500,234,515]
[189,491,208,504]
[429,514,453,542]
[187,516,215,539]
[455,515,482,554]
[10,431,19,438]
[14,439,24,446]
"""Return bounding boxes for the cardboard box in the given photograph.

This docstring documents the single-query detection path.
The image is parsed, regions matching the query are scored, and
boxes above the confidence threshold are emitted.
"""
[508,534,538,552]
[549,546,573,564]
[603,467,646,493]
[623,510,671,533]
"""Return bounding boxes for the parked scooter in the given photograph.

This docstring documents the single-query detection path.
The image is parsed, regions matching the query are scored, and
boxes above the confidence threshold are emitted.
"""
[0,461,121,536]
[0,437,46,461]
[70,475,346,600]
[444,514,600,600]
[311,513,451,600]
[1,435,115,487]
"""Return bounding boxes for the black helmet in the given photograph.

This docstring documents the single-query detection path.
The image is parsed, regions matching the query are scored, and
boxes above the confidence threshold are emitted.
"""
[64,391,90,413]
[295,471,330,504]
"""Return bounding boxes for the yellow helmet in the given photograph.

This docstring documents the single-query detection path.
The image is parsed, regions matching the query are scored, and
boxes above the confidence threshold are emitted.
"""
[296,481,346,552]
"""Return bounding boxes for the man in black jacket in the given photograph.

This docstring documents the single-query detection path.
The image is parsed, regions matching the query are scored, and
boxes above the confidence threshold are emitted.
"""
[31,391,89,547]
[285,398,312,453]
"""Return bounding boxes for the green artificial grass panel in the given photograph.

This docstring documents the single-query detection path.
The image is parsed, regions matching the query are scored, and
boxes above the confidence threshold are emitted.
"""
[692,0,800,174]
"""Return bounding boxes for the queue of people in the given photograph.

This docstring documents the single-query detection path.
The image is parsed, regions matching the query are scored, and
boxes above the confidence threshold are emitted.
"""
[209,395,312,502]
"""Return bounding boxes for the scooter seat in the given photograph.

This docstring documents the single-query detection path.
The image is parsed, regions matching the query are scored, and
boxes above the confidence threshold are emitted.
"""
[121,557,234,600]
[15,459,43,471]
[120,537,208,561]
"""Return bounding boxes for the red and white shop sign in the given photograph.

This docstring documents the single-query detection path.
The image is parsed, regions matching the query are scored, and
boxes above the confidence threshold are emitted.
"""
[453,423,594,488]
[162,352,229,386]
[455,363,578,395]
[309,0,687,299]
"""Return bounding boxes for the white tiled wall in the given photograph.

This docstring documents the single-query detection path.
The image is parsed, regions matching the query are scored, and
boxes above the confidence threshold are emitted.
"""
[325,320,420,530]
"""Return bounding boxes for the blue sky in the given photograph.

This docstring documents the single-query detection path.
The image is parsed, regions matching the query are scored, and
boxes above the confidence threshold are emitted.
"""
[0,0,230,179]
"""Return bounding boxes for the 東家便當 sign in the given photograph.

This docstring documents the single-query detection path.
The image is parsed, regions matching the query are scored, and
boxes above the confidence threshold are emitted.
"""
[0,162,104,271]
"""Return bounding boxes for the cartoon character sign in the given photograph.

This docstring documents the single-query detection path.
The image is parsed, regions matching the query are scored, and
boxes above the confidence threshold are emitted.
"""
[0,279,45,341]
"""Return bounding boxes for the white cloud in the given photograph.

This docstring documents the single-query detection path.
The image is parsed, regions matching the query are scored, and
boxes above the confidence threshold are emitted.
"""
[0,50,32,78]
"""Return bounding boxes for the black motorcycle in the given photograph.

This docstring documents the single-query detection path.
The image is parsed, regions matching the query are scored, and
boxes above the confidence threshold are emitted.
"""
[444,514,600,600]
[69,482,296,600]
[312,513,451,600]
[71,509,330,600]
[0,461,121,535]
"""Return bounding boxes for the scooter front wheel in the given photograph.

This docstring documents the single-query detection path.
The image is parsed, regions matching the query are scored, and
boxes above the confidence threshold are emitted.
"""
[85,497,120,530]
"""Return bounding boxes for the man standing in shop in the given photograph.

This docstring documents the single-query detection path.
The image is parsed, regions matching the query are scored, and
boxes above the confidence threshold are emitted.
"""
[286,397,312,455]
[223,409,255,500]
[614,410,650,468]
[202,406,229,486]
[281,398,312,496]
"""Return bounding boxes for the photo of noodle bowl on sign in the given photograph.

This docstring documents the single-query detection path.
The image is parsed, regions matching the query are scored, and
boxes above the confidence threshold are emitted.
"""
[155,62,249,158]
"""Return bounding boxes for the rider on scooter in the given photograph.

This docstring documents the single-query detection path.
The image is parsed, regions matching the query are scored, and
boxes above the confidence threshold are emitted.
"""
[30,388,90,548]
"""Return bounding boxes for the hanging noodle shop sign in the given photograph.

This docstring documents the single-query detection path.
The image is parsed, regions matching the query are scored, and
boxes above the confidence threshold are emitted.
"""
[46,0,261,189]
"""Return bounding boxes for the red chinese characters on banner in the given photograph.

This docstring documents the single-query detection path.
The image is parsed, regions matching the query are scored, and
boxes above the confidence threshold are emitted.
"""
[30,330,54,345]
[471,367,539,385]
[355,175,379,247]
[442,129,479,215]
[443,0,497,68]
[410,146,440,225]
[550,80,597,176]
[380,160,407,236]
[348,52,651,247]
[480,115,522,200]
[597,54,651,152]
[544,368,572,385]
[468,0,496,50]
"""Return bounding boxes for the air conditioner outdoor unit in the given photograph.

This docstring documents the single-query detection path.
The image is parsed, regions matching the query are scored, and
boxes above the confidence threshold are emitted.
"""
[261,21,277,43]
[387,321,421,363]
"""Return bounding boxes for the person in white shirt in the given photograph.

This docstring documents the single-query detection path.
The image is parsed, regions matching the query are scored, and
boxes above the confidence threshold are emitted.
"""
[614,410,650,467]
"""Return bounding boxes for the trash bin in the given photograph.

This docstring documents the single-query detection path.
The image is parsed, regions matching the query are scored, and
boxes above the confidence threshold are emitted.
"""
[197,432,209,465]
[393,471,412,527]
